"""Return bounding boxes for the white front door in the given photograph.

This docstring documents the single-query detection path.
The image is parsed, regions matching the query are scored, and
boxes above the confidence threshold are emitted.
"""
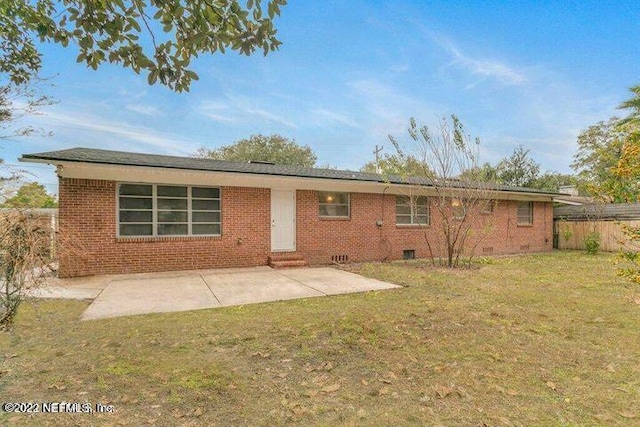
[271,190,296,252]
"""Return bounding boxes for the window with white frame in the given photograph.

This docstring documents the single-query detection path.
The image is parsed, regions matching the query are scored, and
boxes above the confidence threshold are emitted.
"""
[396,195,429,225]
[318,192,350,217]
[480,199,495,214]
[517,201,533,225]
[118,184,221,236]
[451,198,466,219]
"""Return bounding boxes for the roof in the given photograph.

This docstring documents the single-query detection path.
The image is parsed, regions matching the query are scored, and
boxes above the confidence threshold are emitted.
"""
[553,194,595,206]
[554,203,640,221]
[21,147,561,196]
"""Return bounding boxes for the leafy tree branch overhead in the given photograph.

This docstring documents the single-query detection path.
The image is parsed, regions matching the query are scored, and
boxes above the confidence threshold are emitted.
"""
[1,0,287,92]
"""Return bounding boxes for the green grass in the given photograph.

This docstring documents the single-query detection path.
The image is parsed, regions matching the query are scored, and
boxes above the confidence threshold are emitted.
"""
[1,251,639,426]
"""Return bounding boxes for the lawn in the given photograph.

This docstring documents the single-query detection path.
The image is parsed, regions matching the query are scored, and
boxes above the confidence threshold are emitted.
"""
[1,251,639,426]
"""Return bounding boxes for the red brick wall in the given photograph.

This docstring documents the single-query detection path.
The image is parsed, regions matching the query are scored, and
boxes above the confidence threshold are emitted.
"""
[295,191,553,265]
[57,179,553,277]
[57,178,270,277]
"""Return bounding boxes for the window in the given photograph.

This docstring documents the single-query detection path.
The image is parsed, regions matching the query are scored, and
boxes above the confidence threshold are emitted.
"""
[318,192,350,217]
[118,184,221,237]
[480,199,495,214]
[396,195,429,225]
[451,198,465,219]
[517,201,533,225]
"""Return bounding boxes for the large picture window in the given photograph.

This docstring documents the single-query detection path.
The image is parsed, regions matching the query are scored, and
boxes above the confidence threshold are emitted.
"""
[118,184,221,237]
[517,201,533,225]
[318,192,350,217]
[396,195,429,225]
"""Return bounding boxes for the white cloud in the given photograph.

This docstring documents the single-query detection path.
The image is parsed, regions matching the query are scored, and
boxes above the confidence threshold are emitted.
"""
[246,108,298,129]
[201,112,237,123]
[32,108,197,155]
[199,100,237,123]
[125,103,161,116]
[348,78,441,137]
[312,108,359,127]
[390,63,410,73]
[198,96,298,128]
[433,35,527,86]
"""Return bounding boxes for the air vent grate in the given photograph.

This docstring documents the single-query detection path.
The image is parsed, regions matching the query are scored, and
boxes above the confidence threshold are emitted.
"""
[331,254,349,263]
[403,249,415,260]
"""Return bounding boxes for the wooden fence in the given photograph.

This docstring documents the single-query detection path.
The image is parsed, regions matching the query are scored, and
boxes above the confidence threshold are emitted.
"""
[555,220,640,252]
[554,203,640,252]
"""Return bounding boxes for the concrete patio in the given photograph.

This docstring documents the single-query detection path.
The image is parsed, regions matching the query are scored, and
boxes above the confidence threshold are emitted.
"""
[30,266,401,320]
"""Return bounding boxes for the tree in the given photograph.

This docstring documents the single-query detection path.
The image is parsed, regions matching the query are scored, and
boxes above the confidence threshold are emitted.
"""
[530,172,574,193]
[1,182,57,208]
[609,131,640,203]
[360,152,429,176]
[571,118,627,201]
[1,81,54,139]
[457,162,499,183]
[618,84,640,128]
[389,116,494,268]
[613,84,640,202]
[614,85,640,285]
[195,134,317,167]
[495,144,540,188]
[1,0,287,92]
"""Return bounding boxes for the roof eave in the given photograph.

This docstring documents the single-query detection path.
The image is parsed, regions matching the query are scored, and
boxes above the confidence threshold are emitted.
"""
[20,155,557,201]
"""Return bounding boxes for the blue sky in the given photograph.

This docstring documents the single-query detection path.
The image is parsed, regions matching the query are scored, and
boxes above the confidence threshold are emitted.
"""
[3,0,639,195]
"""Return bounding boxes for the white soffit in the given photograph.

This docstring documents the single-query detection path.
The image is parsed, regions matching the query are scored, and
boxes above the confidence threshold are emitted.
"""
[40,161,553,202]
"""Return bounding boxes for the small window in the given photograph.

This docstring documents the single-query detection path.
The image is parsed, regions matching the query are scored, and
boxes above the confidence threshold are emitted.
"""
[517,201,533,225]
[119,184,153,236]
[481,199,495,214]
[396,196,429,225]
[451,198,465,219]
[318,192,350,217]
[157,185,188,236]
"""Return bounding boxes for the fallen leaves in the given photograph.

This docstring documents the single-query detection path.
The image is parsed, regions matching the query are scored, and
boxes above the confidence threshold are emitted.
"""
[304,361,334,373]
[322,383,341,394]
[619,411,638,419]
[252,351,271,359]
[435,385,453,399]
[382,371,397,382]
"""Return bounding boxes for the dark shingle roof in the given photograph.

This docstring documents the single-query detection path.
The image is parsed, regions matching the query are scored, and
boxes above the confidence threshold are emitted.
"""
[554,203,640,220]
[21,147,561,195]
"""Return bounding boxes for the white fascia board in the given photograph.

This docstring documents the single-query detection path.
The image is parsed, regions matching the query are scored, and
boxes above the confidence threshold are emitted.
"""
[31,161,554,202]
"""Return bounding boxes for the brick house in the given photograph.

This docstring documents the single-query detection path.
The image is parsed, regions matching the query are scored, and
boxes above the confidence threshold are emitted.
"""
[22,148,558,278]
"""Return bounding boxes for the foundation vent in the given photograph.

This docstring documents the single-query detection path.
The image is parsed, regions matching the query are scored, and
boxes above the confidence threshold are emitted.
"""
[331,254,349,264]
[482,247,494,254]
[520,244,530,251]
[403,249,415,260]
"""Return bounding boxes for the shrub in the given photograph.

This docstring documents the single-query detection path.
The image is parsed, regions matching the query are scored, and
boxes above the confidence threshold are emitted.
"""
[1,210,51,329]
[616,224,640,285]
[584,232,601,255]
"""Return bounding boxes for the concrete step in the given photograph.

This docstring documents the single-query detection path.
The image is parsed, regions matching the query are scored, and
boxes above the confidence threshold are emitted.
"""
[268,254,308,269]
